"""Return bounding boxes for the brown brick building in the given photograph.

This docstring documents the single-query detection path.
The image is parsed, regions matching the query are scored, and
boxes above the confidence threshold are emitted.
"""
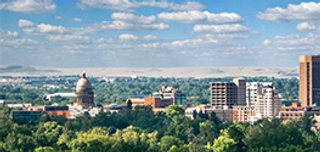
[299,55,320,107]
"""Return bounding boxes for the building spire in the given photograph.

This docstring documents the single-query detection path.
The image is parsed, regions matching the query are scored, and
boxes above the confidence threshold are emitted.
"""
[82,71,86,78]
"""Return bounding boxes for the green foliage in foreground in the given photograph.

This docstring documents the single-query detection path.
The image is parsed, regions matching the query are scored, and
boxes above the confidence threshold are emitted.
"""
[0,105,319,152]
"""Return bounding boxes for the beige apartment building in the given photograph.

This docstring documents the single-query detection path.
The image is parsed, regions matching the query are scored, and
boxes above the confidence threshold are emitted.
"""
[299,55,320,107]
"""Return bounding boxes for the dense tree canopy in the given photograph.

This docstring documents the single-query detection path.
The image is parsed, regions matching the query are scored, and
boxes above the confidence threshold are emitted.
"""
[0,105,319,152]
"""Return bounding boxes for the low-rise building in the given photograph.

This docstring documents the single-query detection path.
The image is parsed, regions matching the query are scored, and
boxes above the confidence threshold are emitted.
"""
[144,97,173,110]
[153,86,187,105]
[29,105,70,119]
[233,106,256,122]
[206,106,233,122]
[280,102,304,120]
[127,97,173,111]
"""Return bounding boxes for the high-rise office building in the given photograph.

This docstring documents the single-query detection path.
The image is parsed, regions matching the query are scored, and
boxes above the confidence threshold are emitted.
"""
[299,55,320,107]
[233,78,246,106]
[211,78,246,107]
[254,86,281,118]
[246,82,273,106]
[211,82,237,107]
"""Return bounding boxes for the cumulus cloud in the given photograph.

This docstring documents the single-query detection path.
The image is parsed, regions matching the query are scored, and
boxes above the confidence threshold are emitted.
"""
[0,30,19,38]
[77,0,204,11]
[18,19,67,35]
[83,20,169,33]
[296,22,317,31]
[193,24,251,33]
[0,38,38,45]
[111,12,155,24]
[119,33,138,41]
[73,18,82,22]
[260,33,320,52]
[18,19,35,27]
[257,2,320,22]
[143,35,160,40]
[0,0,56,13]
[140,1,205,11]
[138,43,161,49]
[46,35,89,41]
[158,11,243,24]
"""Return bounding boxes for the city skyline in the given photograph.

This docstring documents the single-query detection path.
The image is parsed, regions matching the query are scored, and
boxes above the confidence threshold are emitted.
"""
[1,0,320,67]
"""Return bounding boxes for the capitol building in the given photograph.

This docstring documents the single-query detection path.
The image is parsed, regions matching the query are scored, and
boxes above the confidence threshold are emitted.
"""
[74,72,94,109]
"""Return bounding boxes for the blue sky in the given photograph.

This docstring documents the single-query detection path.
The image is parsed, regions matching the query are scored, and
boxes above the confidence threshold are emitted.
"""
[1,0,320,67]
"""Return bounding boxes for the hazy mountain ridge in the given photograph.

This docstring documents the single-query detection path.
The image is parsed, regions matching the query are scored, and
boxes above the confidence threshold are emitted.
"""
[0,65,298,78]
[0,65,60,73]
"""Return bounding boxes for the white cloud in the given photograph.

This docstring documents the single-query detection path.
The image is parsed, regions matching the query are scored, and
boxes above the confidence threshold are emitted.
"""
[119,33,138,41]
[46,35,89,41]
[0,38,38,46]
[55,16,62,20]
[37,24,67,33]
[111,12,155,24]
[262,39,271,46]
[140,1,205,11]
[296,22,317,31]
[143,35,160,40]
[18,19,35,27]
[63,44,89,50]
[77,0,204,11]
[73,18,82,22]
[18,19,67,35]
[138,43,161,49]
[83,20,169,32]
[158,11,243,24]
[0,0,56,13]
[200,33,249,40]
[257,2,320,22]
[260,33,320,52]
[193,24,251,33]
[0,30,19,38]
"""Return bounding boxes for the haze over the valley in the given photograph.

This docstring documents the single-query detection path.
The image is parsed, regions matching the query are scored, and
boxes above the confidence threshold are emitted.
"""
[0,65,298,78]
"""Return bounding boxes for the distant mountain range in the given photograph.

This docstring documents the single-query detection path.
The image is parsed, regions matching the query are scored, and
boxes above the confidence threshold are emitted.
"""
[0,65,60,73]
[0,66,298,78]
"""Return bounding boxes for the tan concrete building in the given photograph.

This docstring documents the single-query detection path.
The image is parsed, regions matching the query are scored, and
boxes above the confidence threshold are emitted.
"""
[299,55,320,107]
[126,98,145,109]
[144,97,173,110]
[127,97,173,110]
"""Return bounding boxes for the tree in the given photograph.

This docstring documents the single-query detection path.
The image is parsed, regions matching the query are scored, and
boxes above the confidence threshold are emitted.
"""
[35,121,64,147]
[165,105,185,116]
[212,134,236,152]
[160,136,184,152]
